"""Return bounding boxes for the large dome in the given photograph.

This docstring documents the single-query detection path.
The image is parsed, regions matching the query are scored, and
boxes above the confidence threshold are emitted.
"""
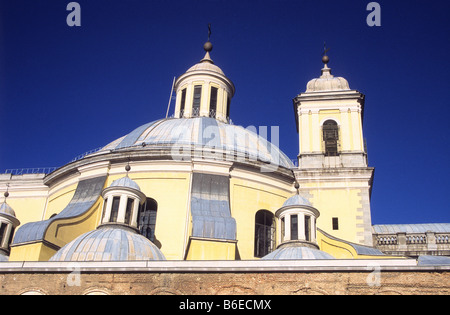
[49,225,166,262]
[100,117,294,169]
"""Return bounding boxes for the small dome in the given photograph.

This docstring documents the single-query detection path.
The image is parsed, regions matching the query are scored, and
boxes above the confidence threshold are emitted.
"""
[186,57,225,76]
[0,253,8,262]
[306,65,350,92]
[282,194,312,207]
[261,242,335,260]
[49,225,166,262]
[0,202,16,218]
[109,176,141,191]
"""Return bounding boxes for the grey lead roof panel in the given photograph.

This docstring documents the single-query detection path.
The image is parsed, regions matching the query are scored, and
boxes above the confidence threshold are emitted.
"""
[115,119,162,150]
[190,173,236,241]
[417,255,450,266]
[12,176,106,245]
[100,117,295,169]
[372,223,450,234]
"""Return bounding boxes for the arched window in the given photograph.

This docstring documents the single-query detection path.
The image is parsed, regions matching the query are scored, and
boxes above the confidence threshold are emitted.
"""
[323,120,339,156]
[138,198,158,242]
[254,210,275,258]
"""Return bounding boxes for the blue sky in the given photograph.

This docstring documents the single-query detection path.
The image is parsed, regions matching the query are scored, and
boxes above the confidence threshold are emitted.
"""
[0,0,449,225]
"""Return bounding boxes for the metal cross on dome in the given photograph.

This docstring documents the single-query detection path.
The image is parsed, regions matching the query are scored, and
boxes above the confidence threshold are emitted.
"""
[208,23,212,41]
[323,41,330,56]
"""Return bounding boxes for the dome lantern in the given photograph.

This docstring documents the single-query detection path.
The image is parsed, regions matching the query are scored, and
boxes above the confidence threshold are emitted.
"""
[173,28,235,123]
[261,190,335,260]
[275,193,319,245]
[0,190,20,260]
[100,165,146,230]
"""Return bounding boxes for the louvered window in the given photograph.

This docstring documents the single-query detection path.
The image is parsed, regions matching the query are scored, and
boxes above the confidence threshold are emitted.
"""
[323,120,339,156]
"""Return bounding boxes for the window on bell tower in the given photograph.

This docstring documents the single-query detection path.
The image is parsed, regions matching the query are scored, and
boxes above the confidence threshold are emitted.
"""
[323,120,339,156]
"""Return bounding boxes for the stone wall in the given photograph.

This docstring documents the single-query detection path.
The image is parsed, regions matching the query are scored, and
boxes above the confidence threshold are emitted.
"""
[1,269,449,295]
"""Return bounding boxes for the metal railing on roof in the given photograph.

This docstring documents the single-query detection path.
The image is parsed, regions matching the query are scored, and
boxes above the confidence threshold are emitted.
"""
[69,147,104,163]
[2,167,57,175]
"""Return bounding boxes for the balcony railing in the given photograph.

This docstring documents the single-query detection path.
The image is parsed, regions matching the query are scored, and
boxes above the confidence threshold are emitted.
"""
[2,167,57,175]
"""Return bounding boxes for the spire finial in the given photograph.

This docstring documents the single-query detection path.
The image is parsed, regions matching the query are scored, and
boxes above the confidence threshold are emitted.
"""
[294,182,300,195]
[125,162,131,177]
[3,184,10,203]
[201,24,214,64]
[207,23,211,41]
[203,23,213,53]
[322,41,330,65]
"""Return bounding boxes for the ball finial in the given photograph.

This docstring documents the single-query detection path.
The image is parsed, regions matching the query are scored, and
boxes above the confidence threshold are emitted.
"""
[4,191,9,198]
[204,41,213,52]
[322,55,329,65]
[294,182,300,190]
[125,164,131,172]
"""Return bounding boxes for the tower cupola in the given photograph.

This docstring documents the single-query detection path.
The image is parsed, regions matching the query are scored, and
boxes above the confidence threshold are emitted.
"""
[0,190,20,260]
[100,166,146,230]
[261,183,335,260]
[174,37,235,123]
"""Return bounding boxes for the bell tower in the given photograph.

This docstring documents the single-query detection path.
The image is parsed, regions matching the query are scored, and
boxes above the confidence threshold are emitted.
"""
[292,54,375,246]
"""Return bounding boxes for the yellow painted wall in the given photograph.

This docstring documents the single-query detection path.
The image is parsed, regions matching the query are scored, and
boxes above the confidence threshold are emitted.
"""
[230,177,290,260]
[44,201,103,249]
[308,187,363,244]
[130,172,191,261]
[185,238,236,260]
[9,242,57,262]
[7,197,47,226]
